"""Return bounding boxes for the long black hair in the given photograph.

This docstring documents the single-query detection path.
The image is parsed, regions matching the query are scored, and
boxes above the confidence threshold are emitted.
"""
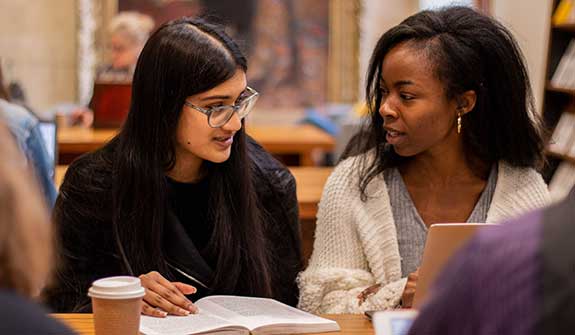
[110,17,272,297]
[343,6,545,200]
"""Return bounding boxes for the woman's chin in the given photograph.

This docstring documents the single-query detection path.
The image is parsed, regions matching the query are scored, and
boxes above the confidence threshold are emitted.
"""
[204,150,232,164]
[392,145,418,158]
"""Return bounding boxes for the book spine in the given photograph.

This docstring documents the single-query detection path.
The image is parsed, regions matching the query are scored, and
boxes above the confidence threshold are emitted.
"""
[549,162,575,202]
[551,39,575,87]
[550,113,575,154]
[553,0,574,25]
[566,42,575,88]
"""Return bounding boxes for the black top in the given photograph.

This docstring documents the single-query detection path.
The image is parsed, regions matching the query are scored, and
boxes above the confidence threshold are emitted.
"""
[43,136,302,312]
[0,290,76,335]
[166,176,215,268]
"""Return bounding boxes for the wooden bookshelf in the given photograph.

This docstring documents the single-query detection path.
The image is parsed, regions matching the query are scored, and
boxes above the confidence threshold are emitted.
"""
[546,81,575,96]
[547,150,575,164]
[543,0,575,182]
[554,23,575,33]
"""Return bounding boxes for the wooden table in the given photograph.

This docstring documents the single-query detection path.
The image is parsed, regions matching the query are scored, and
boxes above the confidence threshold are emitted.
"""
[290,167,332,220]
[58,125,335,166]
[246,125,335,166]
[55,165,67,188]
[57,127,117,155]
[53,313,373,335]
[55,166,333,222]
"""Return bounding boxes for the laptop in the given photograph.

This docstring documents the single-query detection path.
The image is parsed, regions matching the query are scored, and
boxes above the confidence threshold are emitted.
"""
[37,120,57,178]
[90,82,132,128]
[413,223,497,308]
[373,310,418,335]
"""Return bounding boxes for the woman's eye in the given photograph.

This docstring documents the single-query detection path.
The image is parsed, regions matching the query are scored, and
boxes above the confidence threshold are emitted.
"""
[238,92,249,101]
[207,103,224,109]
[400,93,414,101]
[380,88,389,96]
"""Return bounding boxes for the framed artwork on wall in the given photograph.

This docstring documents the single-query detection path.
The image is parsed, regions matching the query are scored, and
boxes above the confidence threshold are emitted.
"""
[79,0,359,112]
[419,0,489,13]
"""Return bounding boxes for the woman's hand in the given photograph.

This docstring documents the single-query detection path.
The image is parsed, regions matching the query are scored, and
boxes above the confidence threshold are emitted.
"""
[139,271,198,317]
[69,107,94,127]
[357,283,382,306]
[400,269,419,309]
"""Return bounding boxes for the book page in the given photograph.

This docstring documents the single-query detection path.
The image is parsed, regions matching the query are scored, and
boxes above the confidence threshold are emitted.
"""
[139,311,247,335]
[549,162,575,202]
[196,296,337,330]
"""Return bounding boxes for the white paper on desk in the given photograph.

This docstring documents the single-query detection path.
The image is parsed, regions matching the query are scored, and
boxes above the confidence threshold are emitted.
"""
[139,295,339,335]
[140,312,247,335]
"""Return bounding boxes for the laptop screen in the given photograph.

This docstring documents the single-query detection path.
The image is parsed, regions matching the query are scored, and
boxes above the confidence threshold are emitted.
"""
[38,120,57,172]
[373,310,418,335]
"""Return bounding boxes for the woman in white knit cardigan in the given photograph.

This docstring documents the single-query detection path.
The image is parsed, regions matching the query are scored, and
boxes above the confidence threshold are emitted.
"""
[298,7,550,314]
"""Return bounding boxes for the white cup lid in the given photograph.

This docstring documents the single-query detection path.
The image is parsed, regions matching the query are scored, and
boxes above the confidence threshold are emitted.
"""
[88,276,145,300]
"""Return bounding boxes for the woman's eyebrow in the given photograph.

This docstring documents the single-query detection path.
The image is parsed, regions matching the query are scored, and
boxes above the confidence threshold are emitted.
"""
[200,87,247,102]
[200,95,231,101]
[379,79,416,89]
[394,80,415,88]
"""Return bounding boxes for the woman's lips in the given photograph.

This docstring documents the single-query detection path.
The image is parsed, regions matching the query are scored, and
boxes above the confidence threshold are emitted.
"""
[385,129,406,145]
[213,136,233,148]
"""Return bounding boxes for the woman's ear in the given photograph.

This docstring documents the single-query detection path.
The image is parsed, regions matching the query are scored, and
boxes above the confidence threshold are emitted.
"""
[456,90,477,115]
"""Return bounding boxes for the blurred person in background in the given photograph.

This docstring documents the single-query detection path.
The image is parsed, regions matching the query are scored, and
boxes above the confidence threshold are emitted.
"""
[0,123,75,334]
[0,62,56,207]
[63,12,155,127]
[97,11,155,82]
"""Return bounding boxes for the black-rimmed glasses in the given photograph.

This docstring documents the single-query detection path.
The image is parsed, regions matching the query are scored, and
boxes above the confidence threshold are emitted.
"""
[184,86,259,128]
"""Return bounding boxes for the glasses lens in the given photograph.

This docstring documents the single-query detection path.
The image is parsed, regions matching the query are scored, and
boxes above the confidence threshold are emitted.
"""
[237,95,258,119]
[209,106,234,127]
[205,89,258,127]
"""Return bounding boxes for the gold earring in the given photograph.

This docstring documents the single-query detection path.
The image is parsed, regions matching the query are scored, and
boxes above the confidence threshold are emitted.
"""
[457,112,462,134]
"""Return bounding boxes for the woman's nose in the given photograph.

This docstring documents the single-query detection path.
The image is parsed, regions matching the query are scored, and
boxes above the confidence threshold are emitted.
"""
[379,98,398,120]
[221,111,242,132]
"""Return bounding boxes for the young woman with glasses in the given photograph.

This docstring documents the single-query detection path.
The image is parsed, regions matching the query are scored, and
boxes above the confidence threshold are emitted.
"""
[43,18,302,316]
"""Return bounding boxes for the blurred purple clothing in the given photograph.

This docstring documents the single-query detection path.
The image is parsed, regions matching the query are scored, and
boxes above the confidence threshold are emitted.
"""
[409,211,542,335]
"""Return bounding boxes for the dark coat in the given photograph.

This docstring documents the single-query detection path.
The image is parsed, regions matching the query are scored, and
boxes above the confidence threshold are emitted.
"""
[43,137,302,312]
[0,290,76,335]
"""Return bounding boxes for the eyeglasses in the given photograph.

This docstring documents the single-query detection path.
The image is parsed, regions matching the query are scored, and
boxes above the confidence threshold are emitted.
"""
[184,87,259,128]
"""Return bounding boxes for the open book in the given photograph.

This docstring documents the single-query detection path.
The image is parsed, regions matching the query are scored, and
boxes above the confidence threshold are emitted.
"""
[140,295,340,335]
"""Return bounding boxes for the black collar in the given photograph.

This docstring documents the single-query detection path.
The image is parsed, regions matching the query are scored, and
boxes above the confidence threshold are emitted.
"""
[163,210,214,290]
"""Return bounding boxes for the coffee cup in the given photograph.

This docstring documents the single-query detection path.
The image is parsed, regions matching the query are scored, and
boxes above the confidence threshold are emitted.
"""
[88,276,146,335]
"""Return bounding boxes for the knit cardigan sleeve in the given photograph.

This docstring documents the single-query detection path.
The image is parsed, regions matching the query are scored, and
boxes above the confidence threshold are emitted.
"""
[297,157,407,314]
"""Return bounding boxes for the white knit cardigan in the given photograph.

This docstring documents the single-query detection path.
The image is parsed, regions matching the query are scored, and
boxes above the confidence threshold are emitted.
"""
[297,154,550,314]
